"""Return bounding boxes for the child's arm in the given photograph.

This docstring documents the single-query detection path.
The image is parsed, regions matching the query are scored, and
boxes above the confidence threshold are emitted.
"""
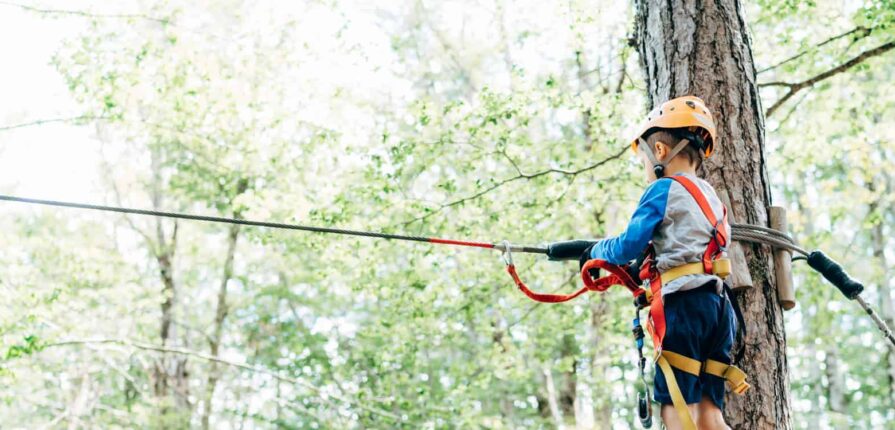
[589,179,671,265]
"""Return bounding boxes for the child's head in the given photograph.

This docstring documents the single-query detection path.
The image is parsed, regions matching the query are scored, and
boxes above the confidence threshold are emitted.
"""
[637,129,705,182]
[630,96,717,182]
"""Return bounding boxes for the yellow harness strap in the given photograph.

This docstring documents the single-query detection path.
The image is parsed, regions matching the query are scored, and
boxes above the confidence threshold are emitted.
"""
[703,359,751,394]
[660,262,707,285]
[656,352,697,430]
[658,351,751,430]
[662,350,702,376]
[660,259,734,285]
[650,253,742,428]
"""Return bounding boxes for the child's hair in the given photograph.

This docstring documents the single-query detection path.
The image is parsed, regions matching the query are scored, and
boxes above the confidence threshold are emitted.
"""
[645,129,703,169]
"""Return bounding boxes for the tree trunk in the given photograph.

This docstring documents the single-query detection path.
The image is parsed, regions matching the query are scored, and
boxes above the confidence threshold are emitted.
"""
[870,195,895,404]
[543,366,566,429]
[200,221,241,430]
[589,297,612,428]
[152,231,191,410]
[147,149,191,424]
[634,1,791,428]
[558,334,577,422]
[824,347,846,412]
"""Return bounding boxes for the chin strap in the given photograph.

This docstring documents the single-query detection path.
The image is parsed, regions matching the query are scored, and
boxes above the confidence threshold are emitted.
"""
[638,137,692,178]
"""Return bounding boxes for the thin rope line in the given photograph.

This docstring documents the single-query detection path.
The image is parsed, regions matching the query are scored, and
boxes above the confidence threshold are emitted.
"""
[1,194,810,255]
[0,194,433,241]
[0,194,550,254]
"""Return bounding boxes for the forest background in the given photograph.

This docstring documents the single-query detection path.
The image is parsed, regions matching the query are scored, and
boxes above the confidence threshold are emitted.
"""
[0,0,893,428]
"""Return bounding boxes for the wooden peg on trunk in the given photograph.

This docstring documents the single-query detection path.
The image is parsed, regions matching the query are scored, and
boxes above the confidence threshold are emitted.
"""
[769,206,796,310]
[719,189,753,291]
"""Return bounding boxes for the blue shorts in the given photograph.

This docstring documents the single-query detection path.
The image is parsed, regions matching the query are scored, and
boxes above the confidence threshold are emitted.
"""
[653,284,736,409]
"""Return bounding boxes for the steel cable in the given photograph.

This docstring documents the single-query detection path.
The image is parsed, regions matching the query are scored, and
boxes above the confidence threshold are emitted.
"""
[731,230,809,256]
[732,223,798,244]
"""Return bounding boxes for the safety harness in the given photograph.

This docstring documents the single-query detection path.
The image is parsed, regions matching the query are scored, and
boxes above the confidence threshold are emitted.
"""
[637,176,749,429]
[505,176,750,429]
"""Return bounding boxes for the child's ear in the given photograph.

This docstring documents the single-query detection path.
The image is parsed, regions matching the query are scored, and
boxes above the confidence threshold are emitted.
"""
[654,141,668,161]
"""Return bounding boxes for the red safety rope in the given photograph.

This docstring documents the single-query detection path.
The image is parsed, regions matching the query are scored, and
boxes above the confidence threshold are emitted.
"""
[505,258,643,303]
[427,238,495,249]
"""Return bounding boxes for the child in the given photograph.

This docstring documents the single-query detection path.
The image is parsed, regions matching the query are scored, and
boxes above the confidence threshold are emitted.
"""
[586,96,746,430]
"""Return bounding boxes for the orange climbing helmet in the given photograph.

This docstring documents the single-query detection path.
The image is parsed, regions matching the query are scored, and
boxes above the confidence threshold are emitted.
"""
[630,96,718,157]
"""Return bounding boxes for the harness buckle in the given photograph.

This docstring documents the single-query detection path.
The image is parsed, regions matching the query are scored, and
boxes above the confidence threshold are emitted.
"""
[711,258,732,279]
[710,221,729,247]
[732,380,751,394]
[634,290,651,308]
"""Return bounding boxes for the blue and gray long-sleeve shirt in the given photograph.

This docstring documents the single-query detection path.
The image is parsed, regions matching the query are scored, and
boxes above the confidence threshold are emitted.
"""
[590,173,729,296]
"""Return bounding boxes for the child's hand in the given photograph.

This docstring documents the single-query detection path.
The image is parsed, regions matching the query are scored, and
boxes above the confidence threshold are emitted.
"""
[579,243,601,279]
[545,239,597,261]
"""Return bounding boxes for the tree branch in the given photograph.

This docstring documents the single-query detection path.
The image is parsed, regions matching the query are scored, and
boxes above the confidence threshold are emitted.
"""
[757,26,871,75]
[770,89,812,132]
[614,55,628,94]
[399,146,628,227]
[42,338,401,421]
[0,115,109,132]
[762,40,895,117]
[0,1,169,23]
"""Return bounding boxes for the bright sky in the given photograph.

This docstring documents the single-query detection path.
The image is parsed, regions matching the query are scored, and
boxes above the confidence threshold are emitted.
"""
[0,0,377,203]
[0,0,630,203]
[0,1,112,202]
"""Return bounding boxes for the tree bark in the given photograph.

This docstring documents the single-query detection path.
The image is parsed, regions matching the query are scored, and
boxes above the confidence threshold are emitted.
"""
[634,1,791,428]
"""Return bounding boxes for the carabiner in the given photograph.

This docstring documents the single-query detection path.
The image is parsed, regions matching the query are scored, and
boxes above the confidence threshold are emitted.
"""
[500,240,514,266]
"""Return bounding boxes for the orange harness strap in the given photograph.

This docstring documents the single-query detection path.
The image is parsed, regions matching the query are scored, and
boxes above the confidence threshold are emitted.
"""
[667,176,729,273]
[645,176,730,350]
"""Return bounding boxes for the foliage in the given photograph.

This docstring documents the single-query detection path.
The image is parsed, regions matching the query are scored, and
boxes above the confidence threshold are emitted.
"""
[1,0,894,428]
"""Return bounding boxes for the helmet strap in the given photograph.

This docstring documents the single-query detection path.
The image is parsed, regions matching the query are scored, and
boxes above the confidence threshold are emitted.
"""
[639,137,691,178]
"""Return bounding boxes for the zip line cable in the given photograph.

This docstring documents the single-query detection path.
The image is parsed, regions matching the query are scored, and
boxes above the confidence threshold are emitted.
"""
[0,194,804,254]
[0,194,546,253]
[1,192,893,348]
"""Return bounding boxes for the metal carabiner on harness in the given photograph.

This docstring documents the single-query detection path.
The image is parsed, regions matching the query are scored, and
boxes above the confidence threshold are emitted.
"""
[633,309,653,428]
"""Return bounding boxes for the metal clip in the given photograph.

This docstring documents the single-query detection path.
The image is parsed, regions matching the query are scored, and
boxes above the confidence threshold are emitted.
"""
[638,389,653,428]
[500,240,513,266]
[633,307,653,427]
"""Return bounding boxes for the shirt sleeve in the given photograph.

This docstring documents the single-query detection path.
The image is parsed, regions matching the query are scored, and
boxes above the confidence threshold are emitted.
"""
[590,179,671,264]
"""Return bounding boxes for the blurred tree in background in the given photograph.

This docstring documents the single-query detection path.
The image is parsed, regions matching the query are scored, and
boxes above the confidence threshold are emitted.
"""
[0,0,893,428]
